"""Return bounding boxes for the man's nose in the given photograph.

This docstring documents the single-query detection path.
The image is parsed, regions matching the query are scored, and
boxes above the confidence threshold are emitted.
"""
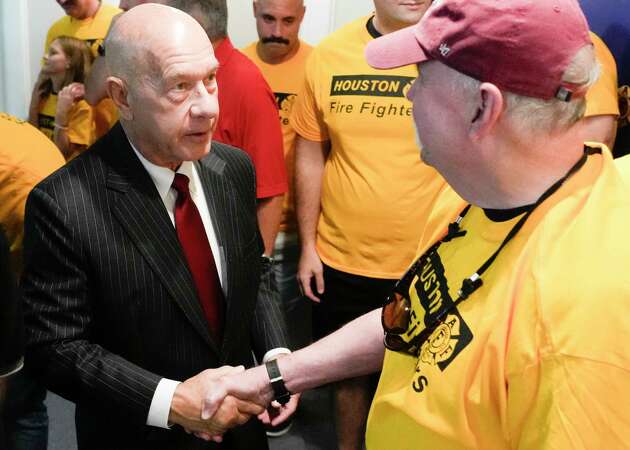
[273,22,282,37]
[190,82,219,119]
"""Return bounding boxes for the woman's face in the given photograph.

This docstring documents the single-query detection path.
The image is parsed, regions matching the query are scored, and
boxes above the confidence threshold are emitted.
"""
[42,41,69,75]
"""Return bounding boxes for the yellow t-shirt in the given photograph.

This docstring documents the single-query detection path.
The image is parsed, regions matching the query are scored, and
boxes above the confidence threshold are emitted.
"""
[290,16,446,278]
[0,113,64,275]
[585,32,619,117]
[242,40,313,232]
[38,93,95,159]
[45,2,121,138]
[367,145,630,449]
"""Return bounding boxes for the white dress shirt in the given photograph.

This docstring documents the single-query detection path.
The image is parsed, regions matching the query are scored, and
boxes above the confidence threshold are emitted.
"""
[129,144,289,429]
[132,144,225,428]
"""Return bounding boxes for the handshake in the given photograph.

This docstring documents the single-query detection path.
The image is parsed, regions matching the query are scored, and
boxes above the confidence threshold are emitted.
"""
[167,361,298,442]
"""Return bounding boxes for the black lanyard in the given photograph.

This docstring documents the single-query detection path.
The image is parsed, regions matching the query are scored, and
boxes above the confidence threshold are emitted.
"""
[406,146,600,348]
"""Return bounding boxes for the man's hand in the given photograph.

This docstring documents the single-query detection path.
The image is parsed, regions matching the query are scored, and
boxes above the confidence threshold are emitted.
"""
[194,364,286,441]
[297,244,324,302]
[168,366,265,441]
[258,392,300,427]
[202,364,274,423]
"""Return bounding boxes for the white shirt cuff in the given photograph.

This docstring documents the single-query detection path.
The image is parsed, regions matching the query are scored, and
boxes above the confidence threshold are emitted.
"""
[146,378,180,428]
[262,348,291,363]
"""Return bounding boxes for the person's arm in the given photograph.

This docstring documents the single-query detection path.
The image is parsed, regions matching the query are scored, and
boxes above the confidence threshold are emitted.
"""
[202,308,385,422]
[54,83,89,159]
[257,195,284,255]
[294,136,330,301]
[233,68,287,254]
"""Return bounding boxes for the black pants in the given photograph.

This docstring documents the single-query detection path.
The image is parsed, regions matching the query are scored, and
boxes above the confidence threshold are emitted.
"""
[312,264,397,340]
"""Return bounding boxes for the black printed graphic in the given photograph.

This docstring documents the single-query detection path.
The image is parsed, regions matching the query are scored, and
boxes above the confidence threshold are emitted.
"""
[413,251,473,371]
[330,75,414,98]
[275,92,296,113]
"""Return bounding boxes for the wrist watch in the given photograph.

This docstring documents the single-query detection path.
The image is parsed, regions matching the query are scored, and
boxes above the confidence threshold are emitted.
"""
[265,359,291,405]
[261,254,274,272]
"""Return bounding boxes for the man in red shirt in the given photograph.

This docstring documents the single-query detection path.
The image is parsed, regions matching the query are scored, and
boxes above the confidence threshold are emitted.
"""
[168,0,288,258]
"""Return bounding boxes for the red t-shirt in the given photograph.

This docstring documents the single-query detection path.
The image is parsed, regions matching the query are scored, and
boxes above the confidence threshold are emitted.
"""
[213,38,288,199]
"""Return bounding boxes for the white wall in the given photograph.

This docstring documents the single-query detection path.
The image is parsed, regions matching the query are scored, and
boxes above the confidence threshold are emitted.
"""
[0,0,374,118]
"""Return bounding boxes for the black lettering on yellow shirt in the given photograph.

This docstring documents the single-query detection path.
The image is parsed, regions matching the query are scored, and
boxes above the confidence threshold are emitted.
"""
[330,75,414,98]
[413,251,473,371]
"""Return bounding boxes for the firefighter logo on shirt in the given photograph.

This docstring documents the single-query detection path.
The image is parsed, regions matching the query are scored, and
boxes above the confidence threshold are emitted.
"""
[275,92,296,114]
[411,250,473,371]
[419,314,464,366]
[402,79,413,98]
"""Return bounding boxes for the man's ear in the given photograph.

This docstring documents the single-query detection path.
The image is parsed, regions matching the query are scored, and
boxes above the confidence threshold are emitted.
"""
[469,82,503,141]
[106,76,133,120]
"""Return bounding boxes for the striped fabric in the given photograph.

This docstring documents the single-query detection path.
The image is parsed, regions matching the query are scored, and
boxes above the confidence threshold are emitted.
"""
[21,123,284,449]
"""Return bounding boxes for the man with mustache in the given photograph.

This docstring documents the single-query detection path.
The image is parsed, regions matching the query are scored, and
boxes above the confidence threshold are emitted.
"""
[290,1,444,448]
[242,2,312,436]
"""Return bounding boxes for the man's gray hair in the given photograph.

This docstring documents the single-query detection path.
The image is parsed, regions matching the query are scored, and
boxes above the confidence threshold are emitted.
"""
[167,0,228,42]
[451,44,600,136]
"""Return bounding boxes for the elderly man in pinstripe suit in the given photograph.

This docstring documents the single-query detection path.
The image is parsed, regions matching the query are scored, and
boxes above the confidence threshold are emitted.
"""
[21,4,295,449]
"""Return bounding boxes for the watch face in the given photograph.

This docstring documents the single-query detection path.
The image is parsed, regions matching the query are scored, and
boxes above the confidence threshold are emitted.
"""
[261,255,274,267]
[266,359,291,403]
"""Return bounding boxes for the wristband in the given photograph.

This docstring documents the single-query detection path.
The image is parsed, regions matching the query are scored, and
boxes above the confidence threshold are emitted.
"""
[54,123,69,130]
[265,359,291,405]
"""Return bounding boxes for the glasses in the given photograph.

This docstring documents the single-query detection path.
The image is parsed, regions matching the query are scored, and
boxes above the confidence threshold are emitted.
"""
[381,205,478,356]
[381,243,468,356]
[381,146,596,357]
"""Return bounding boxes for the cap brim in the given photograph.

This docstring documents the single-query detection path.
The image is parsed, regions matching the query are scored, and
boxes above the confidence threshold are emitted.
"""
[365,24,430,69]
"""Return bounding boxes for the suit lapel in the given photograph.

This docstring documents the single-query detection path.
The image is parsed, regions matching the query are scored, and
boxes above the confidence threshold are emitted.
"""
[105,124,217,352]
[195,148,242,355]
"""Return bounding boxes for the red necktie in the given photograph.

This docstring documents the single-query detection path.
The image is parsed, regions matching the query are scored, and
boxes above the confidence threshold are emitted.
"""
[172,173,223,342]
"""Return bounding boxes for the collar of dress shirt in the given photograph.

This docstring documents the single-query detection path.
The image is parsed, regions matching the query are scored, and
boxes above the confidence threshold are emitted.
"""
[129,141,197,201]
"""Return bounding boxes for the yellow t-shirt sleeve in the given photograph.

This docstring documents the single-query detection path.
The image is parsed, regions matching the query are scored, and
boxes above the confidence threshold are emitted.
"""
[585,33,619,117]
[290,52,329,142]
[66,101,95,146]
[509,355,629,450]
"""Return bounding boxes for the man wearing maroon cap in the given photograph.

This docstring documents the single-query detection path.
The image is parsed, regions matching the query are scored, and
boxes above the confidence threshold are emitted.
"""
[196,0,630,448]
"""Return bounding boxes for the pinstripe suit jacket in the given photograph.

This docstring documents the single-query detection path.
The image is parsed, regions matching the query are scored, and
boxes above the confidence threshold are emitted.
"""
[22,123,286,450]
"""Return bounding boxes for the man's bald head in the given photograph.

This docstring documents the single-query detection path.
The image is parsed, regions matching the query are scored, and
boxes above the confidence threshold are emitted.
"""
[103,3,219,168]
[105,3,210,86]
[118,0,167,12]
[255,0,303,8]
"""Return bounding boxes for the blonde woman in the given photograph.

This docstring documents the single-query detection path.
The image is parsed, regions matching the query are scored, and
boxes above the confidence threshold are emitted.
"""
[29,36,95,161]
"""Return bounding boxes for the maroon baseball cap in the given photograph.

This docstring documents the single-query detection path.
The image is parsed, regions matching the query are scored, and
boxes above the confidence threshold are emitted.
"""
[365,0,592,101]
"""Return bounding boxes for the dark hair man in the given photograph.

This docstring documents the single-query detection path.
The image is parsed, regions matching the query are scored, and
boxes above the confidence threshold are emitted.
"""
[290,1,441,448]
[241,1,313,419]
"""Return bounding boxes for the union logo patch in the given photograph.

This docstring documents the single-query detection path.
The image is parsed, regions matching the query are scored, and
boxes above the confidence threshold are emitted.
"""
[412,251,473,371]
